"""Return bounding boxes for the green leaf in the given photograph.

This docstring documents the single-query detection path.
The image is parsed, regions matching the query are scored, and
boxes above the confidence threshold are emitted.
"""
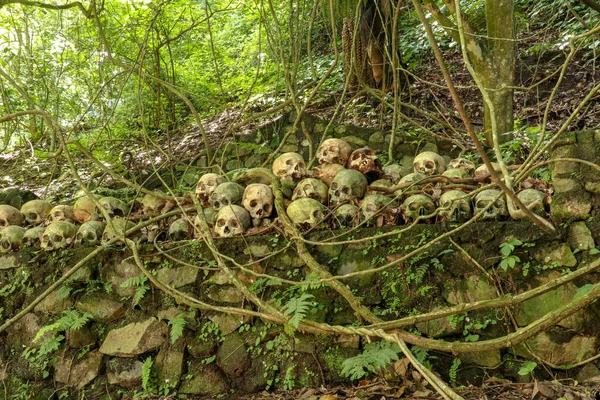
[341,341,401,380]
[168,313,187,345]
[574,284,594,300]
[282,293,314,329]
[518,361,537,375]
[589,248,600,255]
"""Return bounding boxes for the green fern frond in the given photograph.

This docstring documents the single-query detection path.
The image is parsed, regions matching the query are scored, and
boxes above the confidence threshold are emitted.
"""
[341,341,401,380]
[168,313,187,345]
[282,293,314,329]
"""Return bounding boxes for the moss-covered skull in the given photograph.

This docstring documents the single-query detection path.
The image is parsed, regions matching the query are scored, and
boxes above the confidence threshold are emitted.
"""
[196,173,225,205]
[242,183,274,221]
[439,190,472,223]
[509,189,547,220]
[474,189,508,221]
[272,152,307,182]
[140,192,166,215]
[0,226,27,253]
[329,169,368,206]
[22,226,45,249]
[47,205,76,224]
[286,198,327,229]
[0,204,24,227]
[311,163,345,186]
[413,151,446,176]
[292,178,329,205]
[98,197,128,218]
[333,203,360,228]
[442,168,471,180]
[102,219,136,245]
[317,138,352,165]
[360,194,396,225]
[21,200,53,226]
[169,217,193,241]
[73,195,99,224]
[214,205,251,238]
[382,164,405,184]
[41,221,78,251]
[449,158,475,174]
[402,194,436,222]
[75,220,106,246]
[210,182,245,211]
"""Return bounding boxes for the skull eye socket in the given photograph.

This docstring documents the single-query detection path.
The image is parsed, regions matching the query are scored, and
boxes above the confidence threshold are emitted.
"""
[285,159,294,166]
[217,219,226,227]
[342,187,350,195]
[476,200,491,209]
[250,200,258,208]
[425,161,435,169]
[312,210,322,219]
[1,241,10,250]
[331,183,338,190]
[298,162,306,170]
[303,184,312,191]
[42,234,50,241]
[230,220,239,228]
[460,203,471,212]
[351,153,361,161]
[263,204,271,213]
[29,213,38,220]
[408,202,419,211]
[494,200,504,208]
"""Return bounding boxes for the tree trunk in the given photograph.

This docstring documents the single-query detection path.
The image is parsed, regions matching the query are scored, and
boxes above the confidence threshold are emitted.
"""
[483,0,515,145]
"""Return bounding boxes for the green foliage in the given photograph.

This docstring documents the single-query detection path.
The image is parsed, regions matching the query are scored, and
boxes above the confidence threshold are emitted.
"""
[168,313,188,345]
[341,341,400,380]
[120,274,149,306]
[282,293,314,330]
[518,361,537,376]
[449,358,461,384]
[499,238,523,271]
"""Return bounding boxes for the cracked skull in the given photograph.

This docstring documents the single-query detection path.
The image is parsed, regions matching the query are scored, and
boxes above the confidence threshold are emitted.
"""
[210,182,245,211]
[292,178,329,205]
[214,205,251,238]
[286,198,327,229]
[242,183,274,221]
[311,163,345,187]
[196,173,225,205]
[402,194,436,222]
[41,221,78,251]
[98,197,128,218]
[317,138,352,165]
[329,169,368,206]
[47,205,76,224]
[0,204,24,227]
[75,221,106,246]
[22,227,45,249]
[21,200,53,226]
[413,151,446,176]
[474,189,508,221]
[0,226,27,253]
[272,152,307,181]
[439,190,472,223]
[348,148,382,180]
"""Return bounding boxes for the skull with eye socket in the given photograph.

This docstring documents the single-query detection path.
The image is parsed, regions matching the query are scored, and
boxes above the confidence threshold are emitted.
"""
[272,152,307,182]
[317,138,353,165]
[347,148,382,181]
[210,182,245,211]
[214,205,251,238]
[196,173,225,206]
[439,190,472,223]
[286,198,328,230]
[413,151,446,176]
[329,169,368,206]
[292,178,329,205]
[474,189,508,221]
[360,194,397,226]
[402,194,436,223]
[242,183,274,226]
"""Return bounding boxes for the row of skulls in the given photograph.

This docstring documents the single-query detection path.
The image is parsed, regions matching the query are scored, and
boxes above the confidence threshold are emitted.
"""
[0,139,550,248]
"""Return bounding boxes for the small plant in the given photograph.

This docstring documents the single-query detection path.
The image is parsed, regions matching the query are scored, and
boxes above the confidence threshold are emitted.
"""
[341,341,401,380]
[168,313,187,345]
[449,358,461,385]
[120,274,149,306]
[282,293,314,332]
[518,361,537,376]
[498,238,533,272]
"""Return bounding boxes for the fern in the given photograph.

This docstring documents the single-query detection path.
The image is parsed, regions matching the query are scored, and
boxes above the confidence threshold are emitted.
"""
[168,313,187,345]
[341,341,400,380]
[121,275,149,306]
[449,358,461,384]
[412,346,432,369]
[282,293,314,329]
[141,357,156,393]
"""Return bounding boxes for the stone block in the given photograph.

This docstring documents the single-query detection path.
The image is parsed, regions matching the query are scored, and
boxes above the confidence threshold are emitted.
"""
[55,350,103,390]
[179,363,228,395]
[99,318,168,356]
[106,358,143,389]
[567,222,595,251]
[217,333,249,377]
[533,242,577,267]
[76,293,125,323]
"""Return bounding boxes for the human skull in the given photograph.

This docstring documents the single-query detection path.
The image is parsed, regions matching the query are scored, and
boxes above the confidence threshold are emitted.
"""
[382,164,405,184]
[169,218,193,241]
[192,208,218,239]
[21,200,53,226]
[40,221,78,251]
[98,197,128,218]
[242,184,274,221]
[402,194,436,222]
[141,192,167,215]
[367,179,393,195]
[214,205,251,238]
[75,220,106,246]
[329,169,368,206]
[394,172,427,196]
[317,138,353,165]
[0,204,24,227]
[442,168,471,180]
[413,151,446,176]
[449,158,476,174]
[22,227,45,249]
[474,163,501,181]
[509,189,547,220]
[286,198,328,229]
[474,189,508,221]
[348,148,382,180]
[360,194,396,226]
[196,173,225,205]
[73,196,99,224]
[47,205,76,224]
[102,219,136,245]
[311,163,345,186]
[439,190,472,223]
[333,204,360,228]
[292,178,329,205]
[210,182,245,211]
[272,152,307,181]
[0,226,27,253]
